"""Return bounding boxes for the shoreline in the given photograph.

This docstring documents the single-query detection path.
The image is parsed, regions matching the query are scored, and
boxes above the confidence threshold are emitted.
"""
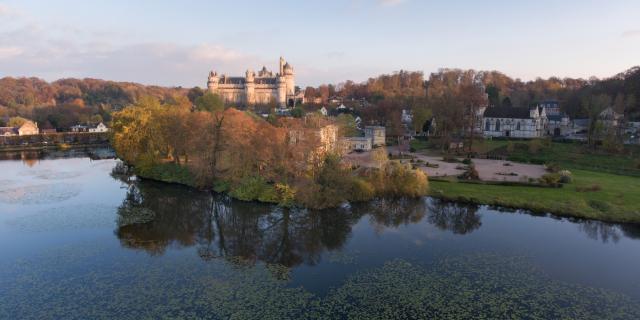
[0,142,111,153]
[137,166,640,226]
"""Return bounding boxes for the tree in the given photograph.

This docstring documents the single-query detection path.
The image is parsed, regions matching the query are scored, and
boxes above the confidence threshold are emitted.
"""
[187,87,205,103]
[412,106,432,134]
[8,116,29,127]
[582,93,611,147]
[90,114,103,124]
[485,85,501,107]
[290,107,304,118]
[195,92,224,113]
[335,113,358,137]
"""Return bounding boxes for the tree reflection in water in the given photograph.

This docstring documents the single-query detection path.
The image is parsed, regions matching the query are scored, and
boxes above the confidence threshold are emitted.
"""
[426,199,482,235]
[113,173,491,268]
[114,178,361,268]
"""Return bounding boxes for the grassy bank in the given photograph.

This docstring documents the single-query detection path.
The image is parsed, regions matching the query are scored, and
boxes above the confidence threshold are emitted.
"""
[429,169,640,224]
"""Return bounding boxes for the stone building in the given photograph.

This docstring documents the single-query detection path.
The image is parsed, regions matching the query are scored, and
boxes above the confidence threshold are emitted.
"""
[340,137,372,152]
[364,126,386,146]
[483,106,547,138]
[207,57,296,107]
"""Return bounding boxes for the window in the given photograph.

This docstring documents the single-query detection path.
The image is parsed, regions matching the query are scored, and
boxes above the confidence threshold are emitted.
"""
[495,120,501,131]
[516,122,521,131]
[485,119,491,131]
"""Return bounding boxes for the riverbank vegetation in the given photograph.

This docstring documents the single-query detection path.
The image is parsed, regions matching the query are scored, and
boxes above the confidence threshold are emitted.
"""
[111,94,427,209]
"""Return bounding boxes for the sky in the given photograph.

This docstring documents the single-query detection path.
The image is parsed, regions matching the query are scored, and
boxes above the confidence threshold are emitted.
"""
[0,0,639,88]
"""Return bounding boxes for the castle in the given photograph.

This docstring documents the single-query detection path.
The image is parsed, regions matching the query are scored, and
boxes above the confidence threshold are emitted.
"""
[207,57,295,107]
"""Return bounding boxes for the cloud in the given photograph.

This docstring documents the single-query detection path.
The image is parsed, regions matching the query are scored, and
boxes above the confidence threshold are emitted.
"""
[378,0,407,7]
[622,29,640,38]
[0,46,23,59]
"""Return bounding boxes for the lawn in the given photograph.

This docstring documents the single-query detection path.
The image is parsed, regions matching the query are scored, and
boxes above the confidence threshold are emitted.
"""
[429,169,640,224]
[487,140,640,176]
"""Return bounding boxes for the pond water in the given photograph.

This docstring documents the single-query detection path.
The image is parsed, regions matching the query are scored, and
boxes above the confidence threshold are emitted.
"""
[1,149,640,319]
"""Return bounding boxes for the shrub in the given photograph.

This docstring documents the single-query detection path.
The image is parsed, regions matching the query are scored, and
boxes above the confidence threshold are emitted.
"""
[462,158,472,165]
[539,173,561,187]
[459,164,480,180]
[409,147,416,152]
[229,176,277,203]
[558,170,572,184]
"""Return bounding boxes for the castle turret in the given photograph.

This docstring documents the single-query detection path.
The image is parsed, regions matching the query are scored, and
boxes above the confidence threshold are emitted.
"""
[277,74,287,107]
[283,62,295,97]
[245,69,255,105]
[207,71,219,93]
[279,56,285,75]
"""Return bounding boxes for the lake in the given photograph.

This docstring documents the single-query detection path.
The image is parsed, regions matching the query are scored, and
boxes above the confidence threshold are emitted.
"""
[1,149,640,319]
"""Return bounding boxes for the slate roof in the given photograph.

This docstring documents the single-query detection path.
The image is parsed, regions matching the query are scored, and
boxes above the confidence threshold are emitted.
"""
[483,107,531,119]
[547,113,568,122]
[0,127,17,135]
[255,78,277,85]
[220,77,246,85]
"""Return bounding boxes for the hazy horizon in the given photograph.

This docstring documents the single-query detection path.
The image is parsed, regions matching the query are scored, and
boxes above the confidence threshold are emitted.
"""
[1,0,639,88]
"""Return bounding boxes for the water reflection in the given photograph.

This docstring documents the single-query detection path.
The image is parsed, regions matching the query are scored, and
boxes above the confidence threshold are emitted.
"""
[111,165,640,268]
[0,148,115,164]
[114,179,360,268]
[426,199,481,234]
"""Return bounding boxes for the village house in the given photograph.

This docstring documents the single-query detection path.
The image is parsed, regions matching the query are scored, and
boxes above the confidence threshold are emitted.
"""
[16,121,39,136]
[0,121,39,136]
[71,124,90,132]
[364,126,386,146]
[319,106,328,116]
[0,127,18,136]
[483,106,547,138]
[340,137,372,152]
[89,122,109,133]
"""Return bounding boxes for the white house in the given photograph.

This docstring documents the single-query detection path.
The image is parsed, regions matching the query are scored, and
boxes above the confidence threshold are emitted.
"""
[319,106,328,116]
[483,107,546,138]
[89,122,109,133]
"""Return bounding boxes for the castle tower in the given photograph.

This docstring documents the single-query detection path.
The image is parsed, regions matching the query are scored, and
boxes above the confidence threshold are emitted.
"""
[245,69,255,105]
[279,56,285,75]
[283,62,295,97]
[277,74,287,107]
[207,71,219,93]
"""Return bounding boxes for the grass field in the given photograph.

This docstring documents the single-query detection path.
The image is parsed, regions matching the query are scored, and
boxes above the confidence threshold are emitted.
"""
[429,169,640,224]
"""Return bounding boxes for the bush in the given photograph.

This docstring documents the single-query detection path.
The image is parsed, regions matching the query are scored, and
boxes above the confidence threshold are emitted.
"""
[539,173,561,187]
[229,176,277,203]
[459,164,480,180]
[409,147,416,152]
[558,170,572,184]
[462,158,472,165]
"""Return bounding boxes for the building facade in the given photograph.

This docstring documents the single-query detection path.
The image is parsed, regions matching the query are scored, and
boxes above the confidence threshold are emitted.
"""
[364,126,386,146]
[207,57,296,107]
[483,107,547,138]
